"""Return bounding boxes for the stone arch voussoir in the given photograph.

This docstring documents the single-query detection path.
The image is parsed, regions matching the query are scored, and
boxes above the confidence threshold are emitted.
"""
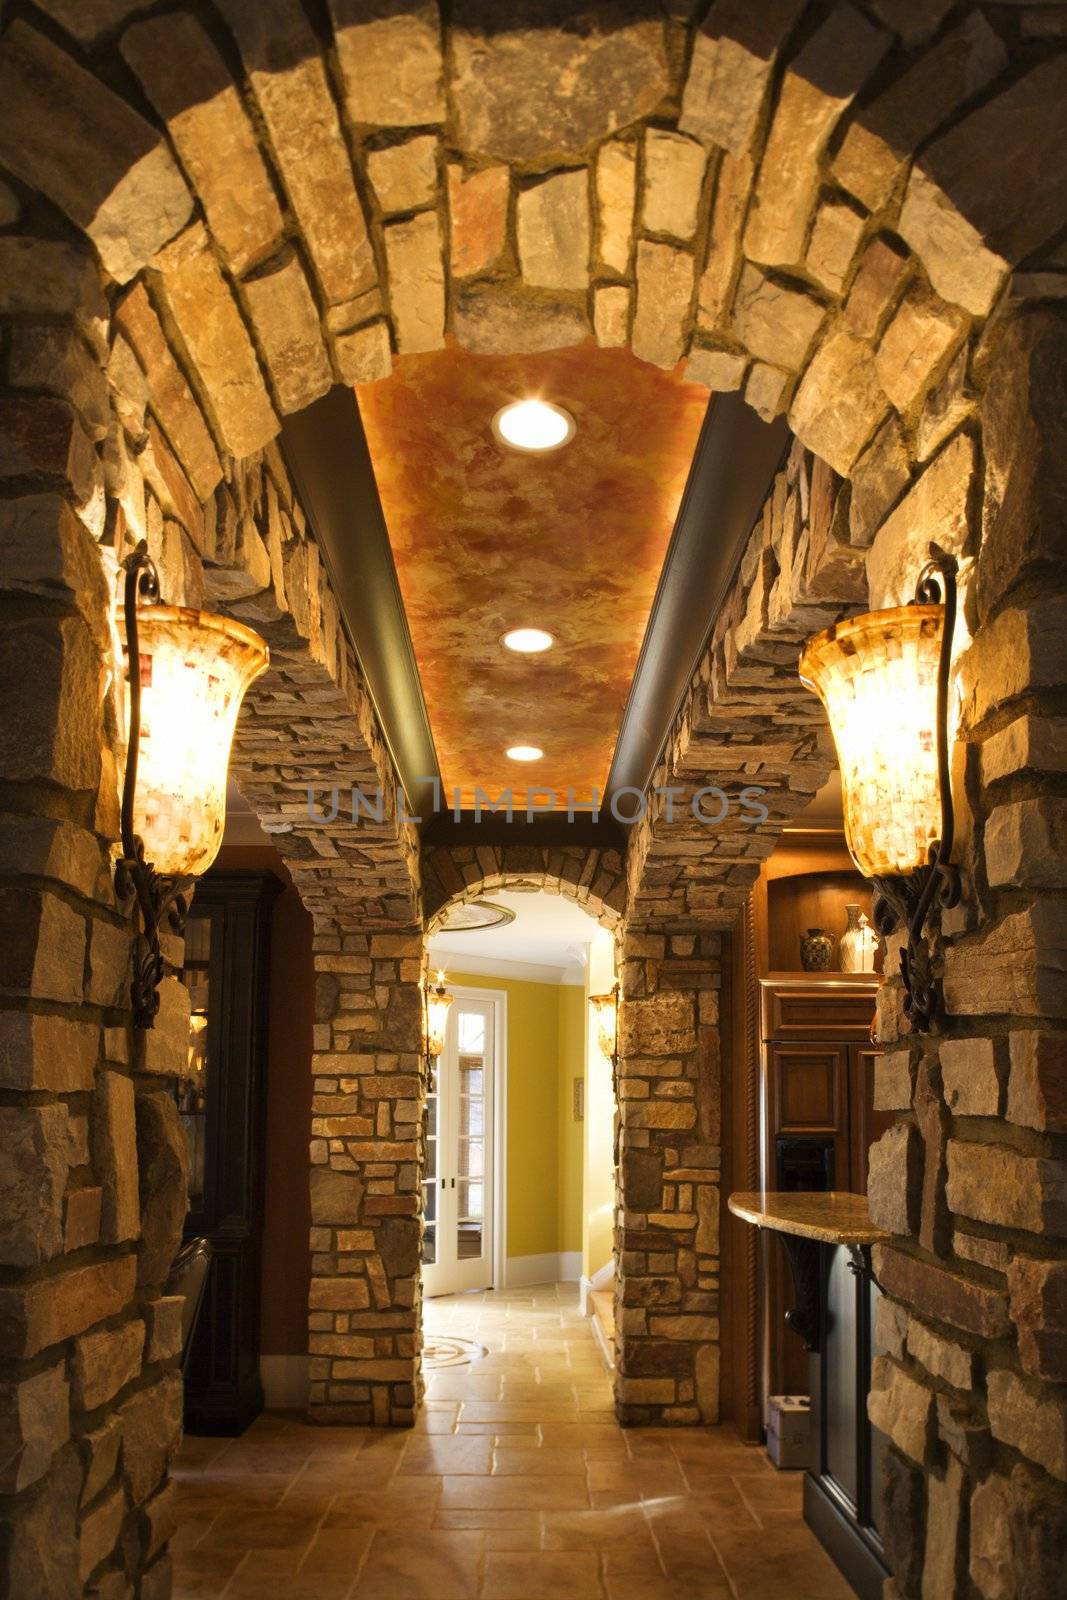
[422,842,626,932]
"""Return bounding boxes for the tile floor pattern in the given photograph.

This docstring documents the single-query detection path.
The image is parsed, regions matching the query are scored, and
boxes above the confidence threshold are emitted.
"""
[172,1284,857,1600]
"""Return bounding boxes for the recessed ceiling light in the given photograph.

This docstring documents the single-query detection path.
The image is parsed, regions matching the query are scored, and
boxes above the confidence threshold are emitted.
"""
[502,627,555,654]
[493,399,575,453]
[506,745,543,762]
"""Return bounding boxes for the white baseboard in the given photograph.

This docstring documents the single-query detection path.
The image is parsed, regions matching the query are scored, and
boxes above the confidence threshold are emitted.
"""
[505,1251,582,1288]
[579,1260,614,1315]
[260,1354,308,1409]
[589,1308,615,1371]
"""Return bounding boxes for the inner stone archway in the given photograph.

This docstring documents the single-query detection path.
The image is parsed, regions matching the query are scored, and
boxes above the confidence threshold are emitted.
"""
[422,851,728,1427]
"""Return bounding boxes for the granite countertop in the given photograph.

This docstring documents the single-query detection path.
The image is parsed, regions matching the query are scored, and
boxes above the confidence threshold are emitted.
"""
[727,1190,890,1246]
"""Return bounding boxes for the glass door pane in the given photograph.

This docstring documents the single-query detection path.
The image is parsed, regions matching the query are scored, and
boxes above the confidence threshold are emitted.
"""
[457,1054,484,1260]
[423,991,495,1297]
[453,1005,489,1268]
[422,1056,439,1266]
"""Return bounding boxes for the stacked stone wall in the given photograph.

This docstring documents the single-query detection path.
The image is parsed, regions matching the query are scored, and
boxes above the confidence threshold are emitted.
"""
[859,304,1067,1600]
[0,241,189,1599]
[616,929,724,1424]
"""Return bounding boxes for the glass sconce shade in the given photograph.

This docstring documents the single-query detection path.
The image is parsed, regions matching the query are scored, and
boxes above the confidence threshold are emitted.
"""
[119,605,268,878]
[799,603,945,879]
[589,989,619,1063]
[425,973,454,1059]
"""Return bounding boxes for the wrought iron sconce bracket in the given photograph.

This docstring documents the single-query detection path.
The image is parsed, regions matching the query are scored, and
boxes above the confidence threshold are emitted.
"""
[869,544,960,1033]
[114,541,191,1030]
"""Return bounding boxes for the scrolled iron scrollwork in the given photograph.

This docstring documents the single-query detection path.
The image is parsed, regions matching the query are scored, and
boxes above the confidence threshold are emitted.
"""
[871,542,960,1033]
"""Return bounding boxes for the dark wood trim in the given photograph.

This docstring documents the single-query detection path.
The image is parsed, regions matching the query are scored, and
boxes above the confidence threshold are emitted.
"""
[182,870,279,1435]
[420,810,628,849]
[606,394,789,806]
[280,386,440,821]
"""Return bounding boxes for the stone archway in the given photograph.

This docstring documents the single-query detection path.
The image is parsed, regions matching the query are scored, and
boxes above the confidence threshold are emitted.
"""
[1,1,1061,468]
[0,5,1063,1598]
[423,842,626,932]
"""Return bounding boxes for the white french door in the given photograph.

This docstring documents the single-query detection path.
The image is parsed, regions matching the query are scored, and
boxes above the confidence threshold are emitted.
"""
[422,992,497,1297]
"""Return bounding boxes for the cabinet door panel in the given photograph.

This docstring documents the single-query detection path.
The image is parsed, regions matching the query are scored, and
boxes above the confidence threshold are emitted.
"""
[762,980,879,1040]
[771,1044,848,1141]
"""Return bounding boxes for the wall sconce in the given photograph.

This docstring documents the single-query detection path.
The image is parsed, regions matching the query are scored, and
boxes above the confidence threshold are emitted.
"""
[424,970,454,1062]
[117,541,268,1029]
[799,542,959,1032]
[589,985,620,1068]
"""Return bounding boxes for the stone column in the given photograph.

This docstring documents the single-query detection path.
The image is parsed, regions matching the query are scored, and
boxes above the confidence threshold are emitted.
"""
[616,927,722,1424]
[864,303,1067,1599]
[306,921,425,1424]
[0,239,187,1597]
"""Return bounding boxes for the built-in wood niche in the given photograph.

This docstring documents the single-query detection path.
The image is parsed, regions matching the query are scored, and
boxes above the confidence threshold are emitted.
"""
[764,836,883,977]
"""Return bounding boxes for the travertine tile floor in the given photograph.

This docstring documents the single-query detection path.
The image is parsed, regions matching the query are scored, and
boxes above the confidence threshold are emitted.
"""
[172,1284,856,1599]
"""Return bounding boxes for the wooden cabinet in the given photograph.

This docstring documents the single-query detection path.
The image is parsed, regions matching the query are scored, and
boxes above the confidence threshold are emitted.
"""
[760,976,886,1400]
[719,851,884,1444]
[179,870,279,1434]
[762,979,882,1039]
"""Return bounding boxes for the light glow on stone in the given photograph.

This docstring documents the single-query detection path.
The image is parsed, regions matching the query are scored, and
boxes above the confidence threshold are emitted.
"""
[506,745,544,761]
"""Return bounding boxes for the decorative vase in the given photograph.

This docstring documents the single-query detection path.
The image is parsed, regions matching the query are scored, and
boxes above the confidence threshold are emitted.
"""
[800,927,834,971]
[840,903,878,973]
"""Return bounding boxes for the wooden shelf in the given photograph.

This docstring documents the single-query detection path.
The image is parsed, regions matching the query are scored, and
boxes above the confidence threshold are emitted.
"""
[764,970,881,981]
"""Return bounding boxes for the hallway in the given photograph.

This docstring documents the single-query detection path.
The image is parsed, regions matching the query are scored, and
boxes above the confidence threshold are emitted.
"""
[171,1285,855,1600]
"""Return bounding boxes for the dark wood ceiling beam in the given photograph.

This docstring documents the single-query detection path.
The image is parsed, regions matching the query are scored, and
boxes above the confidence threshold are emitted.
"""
[280,386,441,822]
[605,392,789,811]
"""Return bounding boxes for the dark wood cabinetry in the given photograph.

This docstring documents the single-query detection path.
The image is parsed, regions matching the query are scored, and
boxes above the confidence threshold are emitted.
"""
[179,870,279,1434]
[760,975,886,1399]
[719,840,886,1444]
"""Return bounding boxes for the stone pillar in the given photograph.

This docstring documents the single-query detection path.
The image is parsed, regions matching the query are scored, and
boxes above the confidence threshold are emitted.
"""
[864,303,1067,1599]
[616,927,722,1424]
[0,239,187,1597]
[306,922,425,1424]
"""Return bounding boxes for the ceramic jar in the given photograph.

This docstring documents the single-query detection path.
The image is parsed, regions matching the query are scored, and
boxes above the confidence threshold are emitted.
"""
[800,927,834,971]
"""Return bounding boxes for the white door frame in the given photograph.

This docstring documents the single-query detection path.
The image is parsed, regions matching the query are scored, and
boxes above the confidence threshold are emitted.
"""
[424,984,508,1295]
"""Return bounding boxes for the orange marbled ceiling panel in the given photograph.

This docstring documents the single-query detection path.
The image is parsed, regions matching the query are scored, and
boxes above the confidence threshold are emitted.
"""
[357,342,709,807]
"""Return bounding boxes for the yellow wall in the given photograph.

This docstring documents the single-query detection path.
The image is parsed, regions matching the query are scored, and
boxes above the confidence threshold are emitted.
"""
[444,971,586,1263]
[583,929,618,1278]
[557,986,585,1254]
